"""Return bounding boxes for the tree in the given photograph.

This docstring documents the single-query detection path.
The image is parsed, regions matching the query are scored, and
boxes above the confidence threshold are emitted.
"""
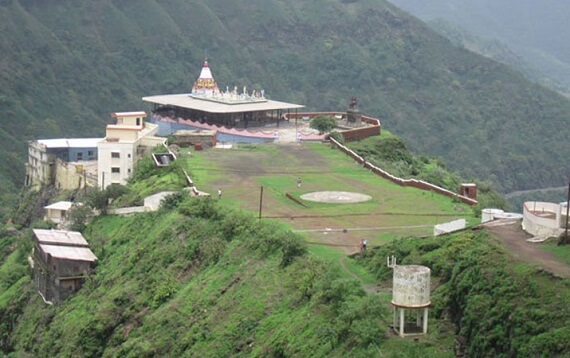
[67,205,92,232]
[310,115,337,134]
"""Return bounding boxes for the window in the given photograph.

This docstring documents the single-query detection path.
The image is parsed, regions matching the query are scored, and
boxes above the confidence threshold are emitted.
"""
[77,152,83,160]
[136,118,141,126]
[127,153,131,158]
[111,152,120,158]
[111,167,120,173]
[88,150,94,156]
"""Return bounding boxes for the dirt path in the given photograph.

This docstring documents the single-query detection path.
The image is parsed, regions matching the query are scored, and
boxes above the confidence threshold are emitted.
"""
[483,219,570,278]
[338,256,382,294]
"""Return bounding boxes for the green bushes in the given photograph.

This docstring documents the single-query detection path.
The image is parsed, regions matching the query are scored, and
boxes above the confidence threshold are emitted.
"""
[329,130,345,144]
[87,185,130,214]
[310,115,337,134]
[359,231,570,357]
[159,191,185,211]
[348,133,507,209]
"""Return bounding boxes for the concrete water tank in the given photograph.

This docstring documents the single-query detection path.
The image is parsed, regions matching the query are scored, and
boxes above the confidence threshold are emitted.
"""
[392,265,431,308]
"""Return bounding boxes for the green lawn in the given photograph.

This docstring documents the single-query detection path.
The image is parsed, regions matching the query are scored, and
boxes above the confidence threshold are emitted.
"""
[180,143,476,256]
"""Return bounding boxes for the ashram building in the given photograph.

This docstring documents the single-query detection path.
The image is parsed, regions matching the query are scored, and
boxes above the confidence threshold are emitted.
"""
[25,138,101,189]
[97,111,166,189]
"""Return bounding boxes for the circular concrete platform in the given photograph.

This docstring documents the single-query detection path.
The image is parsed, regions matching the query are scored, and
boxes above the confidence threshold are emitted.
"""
[300,191,372,204]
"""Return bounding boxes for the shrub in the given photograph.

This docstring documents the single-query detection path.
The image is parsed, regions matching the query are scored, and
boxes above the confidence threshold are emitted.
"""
[310,115,337,134]
[329,130,345,144]
[179,197,220,220]
[160,191,186,211]
[67,205,92,231]
[87,185,129,214]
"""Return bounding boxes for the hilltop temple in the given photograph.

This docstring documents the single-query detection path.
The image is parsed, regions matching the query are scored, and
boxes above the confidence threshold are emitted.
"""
[143,60,305,135]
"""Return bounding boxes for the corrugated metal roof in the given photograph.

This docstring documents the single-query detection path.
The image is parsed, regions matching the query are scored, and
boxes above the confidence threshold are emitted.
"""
[33,229,90,247]
[44,201,74,211]
[36,138,103,149]
[39,244,98,262]
[142,93,304,114]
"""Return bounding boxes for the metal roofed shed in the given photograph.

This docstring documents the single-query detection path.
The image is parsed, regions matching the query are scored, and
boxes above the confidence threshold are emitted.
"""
[32,229,98,304]
[43,201,84,229]
[44,201,74,211]
[33,228,90,248]
[38,244,98,262]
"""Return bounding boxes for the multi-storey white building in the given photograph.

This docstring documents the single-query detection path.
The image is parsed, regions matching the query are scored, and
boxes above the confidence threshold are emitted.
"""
[97,111,165,189]
[26,138,102,189]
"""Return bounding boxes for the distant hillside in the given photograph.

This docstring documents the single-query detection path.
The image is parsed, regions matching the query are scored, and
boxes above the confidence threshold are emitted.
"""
[424,18,566,94]
[387,0,570,94]
[1,0,569,201]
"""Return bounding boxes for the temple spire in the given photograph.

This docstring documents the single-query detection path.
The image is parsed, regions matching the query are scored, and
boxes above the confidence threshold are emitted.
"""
[192,59,219,94]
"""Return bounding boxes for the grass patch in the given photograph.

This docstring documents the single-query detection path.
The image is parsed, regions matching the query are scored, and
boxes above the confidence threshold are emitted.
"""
[308,244,377,284]
[540,240,570,265]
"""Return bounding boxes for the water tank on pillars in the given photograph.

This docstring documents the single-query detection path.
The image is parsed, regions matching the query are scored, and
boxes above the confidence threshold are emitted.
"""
[387,258,431,338]
[392,265,431,308]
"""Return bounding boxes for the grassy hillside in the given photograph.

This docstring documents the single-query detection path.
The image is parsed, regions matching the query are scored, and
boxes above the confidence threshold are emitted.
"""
[358,230,570,357]
[1,0,569,203]
[1,197,451,356]
[1,143,567,355]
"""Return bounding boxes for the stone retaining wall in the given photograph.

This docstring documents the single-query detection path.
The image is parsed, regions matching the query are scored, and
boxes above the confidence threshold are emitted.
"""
[330,138,478,206]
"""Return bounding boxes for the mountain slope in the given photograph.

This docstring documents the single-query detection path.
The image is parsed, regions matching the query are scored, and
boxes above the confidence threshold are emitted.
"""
[1,199,435,356]
[387,0,570,93]
[1,0,569,196]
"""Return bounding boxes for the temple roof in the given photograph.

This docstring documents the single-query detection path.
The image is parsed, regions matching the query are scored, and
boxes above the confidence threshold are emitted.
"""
[146,59,304,113]
[142,93,304,114]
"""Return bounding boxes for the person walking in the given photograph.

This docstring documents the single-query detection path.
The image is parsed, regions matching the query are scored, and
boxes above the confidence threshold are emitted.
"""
[218,188,222,199]
[362,239,367,251]
[297,177,302,188]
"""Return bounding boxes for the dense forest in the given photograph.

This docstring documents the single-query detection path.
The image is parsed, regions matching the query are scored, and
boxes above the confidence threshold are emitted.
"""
[387,0,570,94]
[1,0,569,208]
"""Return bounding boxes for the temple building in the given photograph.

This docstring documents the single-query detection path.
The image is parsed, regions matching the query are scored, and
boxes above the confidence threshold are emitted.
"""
[143,60,304,137]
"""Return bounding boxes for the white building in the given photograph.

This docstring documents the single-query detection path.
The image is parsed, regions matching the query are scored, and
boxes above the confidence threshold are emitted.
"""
[25,138,102,189]
[97,111,166,189]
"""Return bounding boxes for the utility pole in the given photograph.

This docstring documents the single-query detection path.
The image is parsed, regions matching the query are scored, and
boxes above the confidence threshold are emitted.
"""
[259,186,264,219]
[564,182,570,238]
